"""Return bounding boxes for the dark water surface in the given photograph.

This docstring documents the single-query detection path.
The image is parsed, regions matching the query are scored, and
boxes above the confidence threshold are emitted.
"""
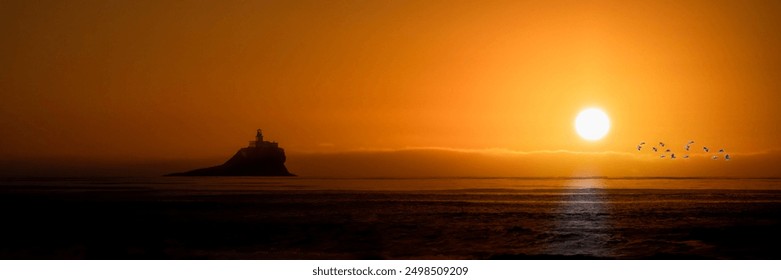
[1,177,780,259]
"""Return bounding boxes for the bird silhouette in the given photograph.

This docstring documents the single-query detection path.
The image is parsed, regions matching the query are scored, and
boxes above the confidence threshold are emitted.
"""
[637,140,731,161]
[684,141,694,151]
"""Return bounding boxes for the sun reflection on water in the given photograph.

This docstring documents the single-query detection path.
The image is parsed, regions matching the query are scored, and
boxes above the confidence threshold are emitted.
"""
[543,178,618,258]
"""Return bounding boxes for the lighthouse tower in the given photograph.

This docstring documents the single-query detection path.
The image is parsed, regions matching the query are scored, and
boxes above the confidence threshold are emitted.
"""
[249,129,264,148]
[248,129,279,148]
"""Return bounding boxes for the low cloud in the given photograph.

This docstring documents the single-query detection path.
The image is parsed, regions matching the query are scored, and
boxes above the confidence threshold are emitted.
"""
[287,147,781,178]
[2,148,779,178]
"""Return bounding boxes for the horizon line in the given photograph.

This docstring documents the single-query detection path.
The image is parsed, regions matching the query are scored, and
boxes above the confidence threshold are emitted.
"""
[3,175,781,180]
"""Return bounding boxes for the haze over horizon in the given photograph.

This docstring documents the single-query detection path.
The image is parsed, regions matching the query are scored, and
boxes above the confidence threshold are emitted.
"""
[3,1,781,177]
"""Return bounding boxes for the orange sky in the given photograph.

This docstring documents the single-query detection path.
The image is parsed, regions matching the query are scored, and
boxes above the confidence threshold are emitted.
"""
[2,1,781,177]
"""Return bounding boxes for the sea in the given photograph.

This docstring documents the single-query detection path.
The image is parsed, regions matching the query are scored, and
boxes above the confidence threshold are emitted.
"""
[1,177,780,259]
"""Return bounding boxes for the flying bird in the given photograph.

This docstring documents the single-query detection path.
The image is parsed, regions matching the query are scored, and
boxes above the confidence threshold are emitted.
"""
[685,141,694,151]
[640,142,646,145]
[683,155,690,159]
[660,142,665,147]
[661,155,666,158]
[637,145,642,151]
[652,147,658,152]
[671,153,676,159]
[712,155,718,160]
[665,149,671,153]
[725,154,731,161]
[719,149,725,153]
[703,146,709,152]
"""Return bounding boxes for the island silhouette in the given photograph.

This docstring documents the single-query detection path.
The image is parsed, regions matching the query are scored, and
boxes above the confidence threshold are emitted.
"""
[167,129,294,176]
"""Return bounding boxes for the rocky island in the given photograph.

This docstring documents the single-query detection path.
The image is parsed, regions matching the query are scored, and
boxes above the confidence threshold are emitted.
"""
[167,129,294,176]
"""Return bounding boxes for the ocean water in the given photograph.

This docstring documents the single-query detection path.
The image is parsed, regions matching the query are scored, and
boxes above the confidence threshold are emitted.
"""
[1,177,780,259]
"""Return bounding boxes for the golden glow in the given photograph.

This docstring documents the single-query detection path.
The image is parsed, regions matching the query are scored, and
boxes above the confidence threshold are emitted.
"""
[1,1,781,177]
[575,108,610,141]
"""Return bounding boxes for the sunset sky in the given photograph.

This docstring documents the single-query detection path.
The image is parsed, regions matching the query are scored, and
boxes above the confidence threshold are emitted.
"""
[2,0,781,177]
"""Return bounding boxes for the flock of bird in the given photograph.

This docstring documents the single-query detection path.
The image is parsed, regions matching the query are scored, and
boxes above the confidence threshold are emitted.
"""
[637,140,731,161]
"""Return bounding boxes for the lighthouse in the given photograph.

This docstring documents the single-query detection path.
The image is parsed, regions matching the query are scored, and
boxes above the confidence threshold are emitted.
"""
[249,129,279,148]
[256,129,264,143]
[169,128,292,176]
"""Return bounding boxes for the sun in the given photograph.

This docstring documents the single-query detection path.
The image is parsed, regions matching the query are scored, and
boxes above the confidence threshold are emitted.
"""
[575,108,610,141]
